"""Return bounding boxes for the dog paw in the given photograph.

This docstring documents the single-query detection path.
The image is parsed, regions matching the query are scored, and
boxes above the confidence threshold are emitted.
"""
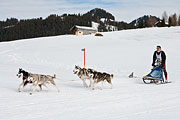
[18,89,21,92]
[83,84,88,88]
[37,89,42,92]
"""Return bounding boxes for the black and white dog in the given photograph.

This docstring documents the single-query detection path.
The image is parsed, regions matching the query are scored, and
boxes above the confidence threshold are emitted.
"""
[73,65,94,88]
[88,71,113,90]
[73,65,113,90]
[17,68,60,94]
[28,73,59,95]
[17,68,42,92]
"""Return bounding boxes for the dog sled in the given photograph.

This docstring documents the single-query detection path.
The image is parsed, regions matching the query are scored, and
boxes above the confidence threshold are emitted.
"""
[142,66,170,84]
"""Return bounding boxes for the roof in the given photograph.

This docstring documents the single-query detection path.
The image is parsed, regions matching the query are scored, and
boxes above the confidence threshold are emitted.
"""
[70,25,97,31]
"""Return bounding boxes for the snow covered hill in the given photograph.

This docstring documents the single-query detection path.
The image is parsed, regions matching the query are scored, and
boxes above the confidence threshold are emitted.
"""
[0,27,180,120]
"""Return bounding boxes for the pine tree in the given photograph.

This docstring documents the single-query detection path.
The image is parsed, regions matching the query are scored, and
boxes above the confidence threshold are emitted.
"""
[162,11,168,24]
[171,13,177,26]
[161,18,166,27]
[178,15,180,26]
[168,16,172,27]
[138,19,145,28]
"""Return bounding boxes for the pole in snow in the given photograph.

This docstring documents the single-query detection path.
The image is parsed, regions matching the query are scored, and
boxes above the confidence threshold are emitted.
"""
[81,48,85,68]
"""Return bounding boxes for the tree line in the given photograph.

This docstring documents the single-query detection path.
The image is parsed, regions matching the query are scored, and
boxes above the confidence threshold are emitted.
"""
[160,11,180,27]
[0,8,180,42]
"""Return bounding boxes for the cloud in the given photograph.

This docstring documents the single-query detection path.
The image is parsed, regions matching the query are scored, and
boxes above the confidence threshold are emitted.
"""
[0,0,180,22]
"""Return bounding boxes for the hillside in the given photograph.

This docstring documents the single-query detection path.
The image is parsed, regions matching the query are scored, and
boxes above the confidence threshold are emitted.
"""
[0,27,180,120]
[0,8,161,42]
[130,15,160,28]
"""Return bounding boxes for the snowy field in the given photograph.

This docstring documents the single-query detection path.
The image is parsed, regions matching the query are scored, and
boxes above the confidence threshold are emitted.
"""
[0,27,180,120]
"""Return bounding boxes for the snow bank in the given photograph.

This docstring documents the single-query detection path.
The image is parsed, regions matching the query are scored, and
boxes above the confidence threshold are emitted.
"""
[0,27,180,120]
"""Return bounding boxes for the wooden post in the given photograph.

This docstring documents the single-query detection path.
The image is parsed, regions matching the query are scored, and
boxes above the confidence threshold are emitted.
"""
[81,48,86,68]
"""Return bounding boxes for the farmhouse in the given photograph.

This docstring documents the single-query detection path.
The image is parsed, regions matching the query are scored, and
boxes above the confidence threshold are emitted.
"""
[70,25,97,35]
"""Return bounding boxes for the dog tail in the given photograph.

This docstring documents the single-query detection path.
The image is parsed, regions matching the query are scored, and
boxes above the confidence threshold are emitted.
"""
[53,74,56,79]
[110,74,114,79]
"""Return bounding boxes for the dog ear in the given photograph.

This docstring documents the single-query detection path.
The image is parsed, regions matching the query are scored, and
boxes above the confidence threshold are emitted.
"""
[53,74,56,79]
[76,65,80,69]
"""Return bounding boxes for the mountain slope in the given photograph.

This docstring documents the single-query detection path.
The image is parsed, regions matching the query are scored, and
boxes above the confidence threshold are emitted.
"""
[130,15,160,28]
[83,8,115,21]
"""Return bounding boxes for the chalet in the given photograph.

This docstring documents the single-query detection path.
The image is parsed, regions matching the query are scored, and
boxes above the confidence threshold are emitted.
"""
[70,25,97,35]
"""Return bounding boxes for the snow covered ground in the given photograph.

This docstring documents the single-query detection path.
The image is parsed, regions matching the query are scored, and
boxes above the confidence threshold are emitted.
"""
[0,27,180,120]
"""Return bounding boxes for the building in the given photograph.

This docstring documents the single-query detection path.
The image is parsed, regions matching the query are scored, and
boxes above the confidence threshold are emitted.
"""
[70,25,97,35]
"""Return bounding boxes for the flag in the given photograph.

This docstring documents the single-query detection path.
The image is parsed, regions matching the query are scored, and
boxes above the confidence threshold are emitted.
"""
[81,48,85,51]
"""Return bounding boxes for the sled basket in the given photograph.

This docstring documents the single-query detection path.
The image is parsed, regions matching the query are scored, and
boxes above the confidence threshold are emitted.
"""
[142,66,164,84]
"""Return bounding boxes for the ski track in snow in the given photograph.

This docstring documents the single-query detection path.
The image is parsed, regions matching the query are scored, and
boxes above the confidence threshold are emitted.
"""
[0,27,180,120]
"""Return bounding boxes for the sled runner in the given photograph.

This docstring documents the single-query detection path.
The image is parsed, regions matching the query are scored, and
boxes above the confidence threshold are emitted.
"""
[142,66,167,84]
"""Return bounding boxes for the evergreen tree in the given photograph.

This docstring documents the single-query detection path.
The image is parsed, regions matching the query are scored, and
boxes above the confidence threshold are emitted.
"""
[138,19,145,28]
[161,18,166,27]
[162,11,168,24]
[171,13,177,26]
[168,16,172,27]
[178,15,180,26]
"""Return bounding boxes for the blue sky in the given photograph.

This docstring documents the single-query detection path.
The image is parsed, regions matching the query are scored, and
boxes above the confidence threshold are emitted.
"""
[67,0,116,5]
[0,0,180,22]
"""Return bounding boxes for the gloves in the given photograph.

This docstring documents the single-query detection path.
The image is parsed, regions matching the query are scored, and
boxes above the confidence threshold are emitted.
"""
[151,66,154,70]
[160,64,165,69]
[162,65,165,69]
[152,63,155,67]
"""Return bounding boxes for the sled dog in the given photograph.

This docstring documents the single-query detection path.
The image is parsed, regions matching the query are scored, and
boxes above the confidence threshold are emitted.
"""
[73,65,113,90]
[17,68,43,92]
[17,68,60,94]
[73,65,95,88]
[88,71,113,90]
[28,74,60,95]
